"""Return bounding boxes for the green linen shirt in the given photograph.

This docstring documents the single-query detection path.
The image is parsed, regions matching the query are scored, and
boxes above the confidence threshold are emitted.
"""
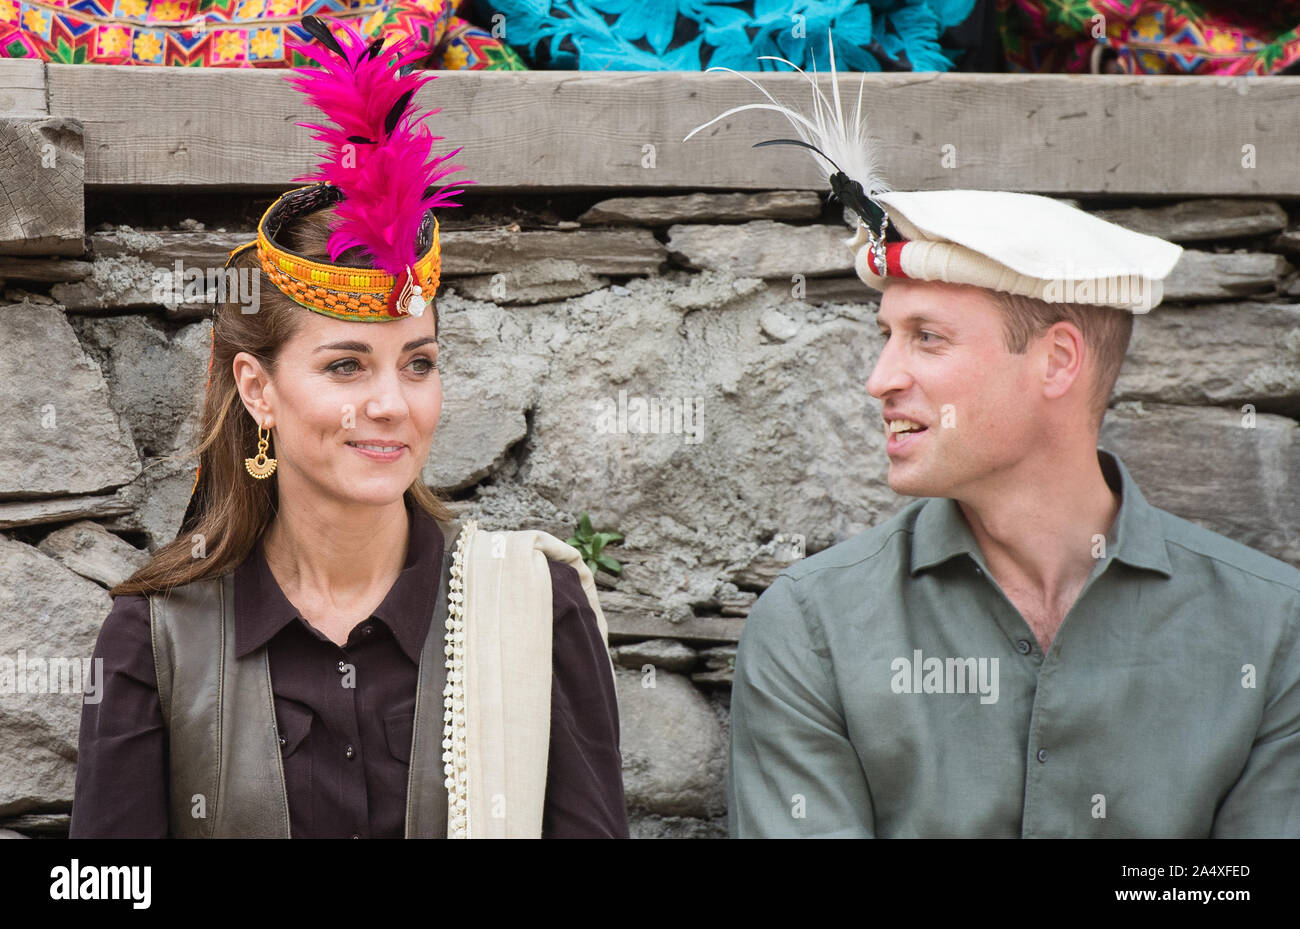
[729,450,1300,837]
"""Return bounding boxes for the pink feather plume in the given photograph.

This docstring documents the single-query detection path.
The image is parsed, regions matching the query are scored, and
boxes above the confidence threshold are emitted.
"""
[284,18,474,277]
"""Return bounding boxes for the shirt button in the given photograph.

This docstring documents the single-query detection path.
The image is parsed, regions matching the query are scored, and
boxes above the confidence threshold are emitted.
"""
[345,744,356,760]
[337,660,347,673]
[362,624,373,636]
[1016,639,1032,655]
[351,833,360,840]
[1037,748,1048,763]
[278,735,287,748]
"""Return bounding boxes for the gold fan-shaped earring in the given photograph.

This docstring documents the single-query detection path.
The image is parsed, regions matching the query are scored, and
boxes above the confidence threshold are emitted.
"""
[245,423,278,479]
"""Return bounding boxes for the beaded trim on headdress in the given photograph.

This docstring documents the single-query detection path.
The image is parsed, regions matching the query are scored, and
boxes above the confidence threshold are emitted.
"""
[225,182,444,322]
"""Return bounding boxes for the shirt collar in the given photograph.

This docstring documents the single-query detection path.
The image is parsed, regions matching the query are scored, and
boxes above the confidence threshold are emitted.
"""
[909,449,1173,579]
[234,499,447,663]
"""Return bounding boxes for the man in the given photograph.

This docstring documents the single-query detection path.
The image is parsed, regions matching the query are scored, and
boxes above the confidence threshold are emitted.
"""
[686,56,1300,838]
[727,193,1300,836]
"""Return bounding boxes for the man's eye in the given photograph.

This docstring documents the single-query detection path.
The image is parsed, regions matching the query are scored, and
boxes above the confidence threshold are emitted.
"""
[918,331,938,343]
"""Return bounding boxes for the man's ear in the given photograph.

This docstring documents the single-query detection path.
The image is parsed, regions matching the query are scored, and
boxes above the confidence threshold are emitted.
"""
[1040,320,1085,403]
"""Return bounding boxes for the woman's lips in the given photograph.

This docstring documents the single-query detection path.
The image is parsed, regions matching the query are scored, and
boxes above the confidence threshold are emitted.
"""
[346,442,406,462]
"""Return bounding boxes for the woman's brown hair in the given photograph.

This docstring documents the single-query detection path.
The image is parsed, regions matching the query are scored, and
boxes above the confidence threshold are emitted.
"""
[109,206,452,598]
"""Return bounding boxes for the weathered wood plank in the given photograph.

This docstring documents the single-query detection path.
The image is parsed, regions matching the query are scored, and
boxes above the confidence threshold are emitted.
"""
[0,116,84,256]
[0,60,47,115]
[605,612,744,646]
[42,66,1300,195]
[579,190,823,225]
[0,255,93,281]
[0,492,132,530]
[85,226,664,275]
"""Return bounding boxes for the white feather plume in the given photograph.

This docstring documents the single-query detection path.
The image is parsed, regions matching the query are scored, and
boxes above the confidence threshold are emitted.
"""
[682,29,890,200]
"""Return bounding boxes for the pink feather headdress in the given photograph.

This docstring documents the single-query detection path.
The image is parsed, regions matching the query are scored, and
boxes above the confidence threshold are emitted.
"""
[283,15,474,278]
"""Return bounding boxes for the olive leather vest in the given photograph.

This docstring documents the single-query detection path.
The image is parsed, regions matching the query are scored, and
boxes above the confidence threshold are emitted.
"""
[149,521,459,838]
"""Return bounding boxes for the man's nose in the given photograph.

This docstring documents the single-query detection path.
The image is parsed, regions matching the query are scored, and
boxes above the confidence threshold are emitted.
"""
[866,338,909,399]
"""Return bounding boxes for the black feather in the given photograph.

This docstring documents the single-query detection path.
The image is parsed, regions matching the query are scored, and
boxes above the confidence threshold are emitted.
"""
[829,173,884,229]
[301,15,344,58]
[753,138,842,174]
[385,89,415,136]
[753,138,883,228]
[366,37,386,61]
[347,135,377,145]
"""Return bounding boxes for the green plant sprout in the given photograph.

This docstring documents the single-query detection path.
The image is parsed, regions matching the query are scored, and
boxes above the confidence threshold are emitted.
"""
[567,512,624,576]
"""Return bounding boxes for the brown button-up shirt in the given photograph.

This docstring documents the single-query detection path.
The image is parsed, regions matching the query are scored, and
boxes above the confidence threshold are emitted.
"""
[70,502,628,838]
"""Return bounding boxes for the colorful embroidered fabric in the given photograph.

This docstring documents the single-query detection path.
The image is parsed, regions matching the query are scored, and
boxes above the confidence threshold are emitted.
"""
[476,0,979,72]
[0,0,527,67]
[998,0,1300,75]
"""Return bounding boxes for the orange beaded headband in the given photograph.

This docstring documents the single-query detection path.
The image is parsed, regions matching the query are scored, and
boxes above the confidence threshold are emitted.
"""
[225,182,442,321]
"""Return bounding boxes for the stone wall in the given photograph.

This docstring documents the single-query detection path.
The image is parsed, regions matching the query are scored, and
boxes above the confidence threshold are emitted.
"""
[0,191,1296,839]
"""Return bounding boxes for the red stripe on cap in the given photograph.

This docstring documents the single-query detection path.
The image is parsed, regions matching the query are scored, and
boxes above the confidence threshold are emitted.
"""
[867,240,910,278]
[886,241,908,277]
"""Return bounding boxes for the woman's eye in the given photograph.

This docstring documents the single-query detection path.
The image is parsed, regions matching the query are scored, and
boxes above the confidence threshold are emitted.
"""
[328,357,438,375]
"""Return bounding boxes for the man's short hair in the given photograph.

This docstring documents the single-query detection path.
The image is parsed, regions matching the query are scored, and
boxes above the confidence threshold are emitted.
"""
[990,291,1134,429]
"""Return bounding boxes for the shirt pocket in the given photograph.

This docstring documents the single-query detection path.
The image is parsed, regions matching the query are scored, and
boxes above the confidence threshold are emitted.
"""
[384,712,414,765]
[275,699,314,758]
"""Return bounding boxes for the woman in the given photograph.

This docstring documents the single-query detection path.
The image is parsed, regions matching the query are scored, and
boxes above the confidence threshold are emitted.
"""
[69,16,627,839]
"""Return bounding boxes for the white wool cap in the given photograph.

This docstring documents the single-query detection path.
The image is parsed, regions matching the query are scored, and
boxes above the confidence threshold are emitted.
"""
[848,189,1185,313]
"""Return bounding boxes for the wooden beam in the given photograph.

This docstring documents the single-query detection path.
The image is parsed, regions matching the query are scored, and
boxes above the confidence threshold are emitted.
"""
[0,60,46,115]
[0,116,84,256]
[606,613,744,646]
[27,64,1300,195]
